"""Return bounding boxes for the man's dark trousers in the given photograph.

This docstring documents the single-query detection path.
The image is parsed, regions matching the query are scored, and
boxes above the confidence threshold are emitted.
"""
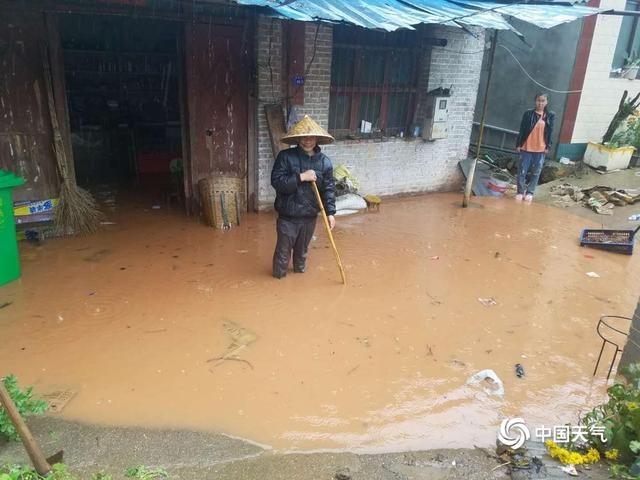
[272,217,317,278]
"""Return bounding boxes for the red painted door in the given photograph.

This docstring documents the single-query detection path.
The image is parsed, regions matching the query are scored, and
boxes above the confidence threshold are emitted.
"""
[185,22,249,205]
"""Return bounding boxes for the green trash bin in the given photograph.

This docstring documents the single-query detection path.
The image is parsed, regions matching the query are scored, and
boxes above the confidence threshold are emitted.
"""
[0,170,25,286]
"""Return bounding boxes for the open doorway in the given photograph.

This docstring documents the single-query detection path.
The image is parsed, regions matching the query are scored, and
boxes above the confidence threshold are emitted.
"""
[59,14,184,209]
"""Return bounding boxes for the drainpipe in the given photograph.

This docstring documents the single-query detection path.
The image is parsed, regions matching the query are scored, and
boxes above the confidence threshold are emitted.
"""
[463,29,497,208]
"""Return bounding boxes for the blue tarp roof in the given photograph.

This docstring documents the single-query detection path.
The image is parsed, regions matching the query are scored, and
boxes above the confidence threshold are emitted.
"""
[234,0,600,31]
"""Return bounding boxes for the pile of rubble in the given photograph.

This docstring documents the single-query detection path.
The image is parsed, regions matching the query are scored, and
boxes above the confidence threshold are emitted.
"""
[550,184,640,215]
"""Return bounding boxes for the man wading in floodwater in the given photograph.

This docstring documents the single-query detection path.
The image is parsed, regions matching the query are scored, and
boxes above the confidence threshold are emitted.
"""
[271,115,336,279]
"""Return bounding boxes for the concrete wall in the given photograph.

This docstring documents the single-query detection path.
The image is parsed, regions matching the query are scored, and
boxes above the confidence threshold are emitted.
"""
[255,18,486,209]
[571,0,634,143]
[617,298,640,374]
[473,18,582,155]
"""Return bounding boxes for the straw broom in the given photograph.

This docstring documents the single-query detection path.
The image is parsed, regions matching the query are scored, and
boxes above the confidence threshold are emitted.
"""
[41,43,102,235]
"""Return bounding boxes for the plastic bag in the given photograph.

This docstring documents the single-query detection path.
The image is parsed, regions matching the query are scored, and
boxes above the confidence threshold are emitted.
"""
[467,369,505,396]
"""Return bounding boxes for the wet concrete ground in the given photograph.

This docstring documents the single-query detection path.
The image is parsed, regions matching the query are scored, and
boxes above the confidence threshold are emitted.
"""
[1,416,613,479]
[0,416,510,480]
[1,192,639,458]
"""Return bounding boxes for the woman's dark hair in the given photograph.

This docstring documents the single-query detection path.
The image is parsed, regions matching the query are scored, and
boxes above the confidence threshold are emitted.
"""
[535,92,549,101]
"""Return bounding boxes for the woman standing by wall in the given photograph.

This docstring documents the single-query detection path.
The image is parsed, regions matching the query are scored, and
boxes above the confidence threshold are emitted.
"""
[515,93,555,203]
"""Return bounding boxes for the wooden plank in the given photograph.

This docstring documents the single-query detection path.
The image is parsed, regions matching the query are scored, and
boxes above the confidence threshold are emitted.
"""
[286,21,305,106]
[176,21,193,214]
[264,104,288,160]
[0,11,58,201]
[44,12,74,182]
[247,17,258,212]
[184,21,199,212]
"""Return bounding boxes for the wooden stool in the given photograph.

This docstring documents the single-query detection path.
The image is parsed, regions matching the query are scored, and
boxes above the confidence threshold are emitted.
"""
[364,194,381,212]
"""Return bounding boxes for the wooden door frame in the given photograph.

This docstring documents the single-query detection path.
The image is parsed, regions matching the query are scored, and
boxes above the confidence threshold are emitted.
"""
[181,16,255,214]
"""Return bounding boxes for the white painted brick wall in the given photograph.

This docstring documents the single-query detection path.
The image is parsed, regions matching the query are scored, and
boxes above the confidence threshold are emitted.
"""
[572,0,635,143]
[256,18,485,209]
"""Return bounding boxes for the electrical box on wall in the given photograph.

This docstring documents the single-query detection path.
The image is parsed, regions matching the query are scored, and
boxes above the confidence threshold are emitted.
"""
[422,91,450,141]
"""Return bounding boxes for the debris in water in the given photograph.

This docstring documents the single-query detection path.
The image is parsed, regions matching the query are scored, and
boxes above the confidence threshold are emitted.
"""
[83,249,111,262]
[208,321,258,368]
[515,363,525,378]
[40,388,78,413]
[450,359,466,369]
[467,369,505,396]
[208,357,254,370]
[478,297,498,307]
[532,457,543,474]
[430,255,440,260]
[0,302,12,309]
[586,272,600,278]
[334,470,351,480]
[560,464,578,476]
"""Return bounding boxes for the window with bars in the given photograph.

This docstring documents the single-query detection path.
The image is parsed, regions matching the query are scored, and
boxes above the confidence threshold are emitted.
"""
[329,26,423,138]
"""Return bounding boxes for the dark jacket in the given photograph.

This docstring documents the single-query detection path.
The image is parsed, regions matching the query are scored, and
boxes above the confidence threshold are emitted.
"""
[271,145,336,219]
[516,108,555,150]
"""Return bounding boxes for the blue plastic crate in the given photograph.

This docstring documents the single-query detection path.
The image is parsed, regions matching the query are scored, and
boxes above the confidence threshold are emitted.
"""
[579,226,639,255]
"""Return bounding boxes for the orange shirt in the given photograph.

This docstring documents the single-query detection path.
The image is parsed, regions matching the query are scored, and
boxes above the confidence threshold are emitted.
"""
[522,115,546,153]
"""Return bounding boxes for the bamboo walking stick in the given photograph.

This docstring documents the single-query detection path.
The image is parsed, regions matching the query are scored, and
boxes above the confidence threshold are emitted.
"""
[0,382,52,476]
[311,181,346,285]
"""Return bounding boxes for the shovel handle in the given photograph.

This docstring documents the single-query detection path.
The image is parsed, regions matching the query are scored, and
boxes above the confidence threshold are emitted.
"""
[311,181,346,285]
[0,382,51,475]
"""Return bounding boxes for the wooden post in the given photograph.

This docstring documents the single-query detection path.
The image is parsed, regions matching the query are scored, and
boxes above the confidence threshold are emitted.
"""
[463,29,497,208]
[0,383,51,476]
[311,181,346,285]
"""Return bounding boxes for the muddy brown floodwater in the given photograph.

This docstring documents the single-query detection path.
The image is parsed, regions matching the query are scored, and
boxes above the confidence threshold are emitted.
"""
[1,193,638,453]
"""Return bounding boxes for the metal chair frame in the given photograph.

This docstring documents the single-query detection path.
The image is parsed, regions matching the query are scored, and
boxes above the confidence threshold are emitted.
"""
[593,315,632,380]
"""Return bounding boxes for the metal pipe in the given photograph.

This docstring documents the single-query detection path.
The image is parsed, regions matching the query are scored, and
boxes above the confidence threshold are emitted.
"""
[468,144,517,155]
[601,9,640,17]
[472,121,518,135]
[463,29,497,208]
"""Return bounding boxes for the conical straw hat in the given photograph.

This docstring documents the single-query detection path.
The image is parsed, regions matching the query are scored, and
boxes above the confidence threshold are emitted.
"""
[281,115,335,145]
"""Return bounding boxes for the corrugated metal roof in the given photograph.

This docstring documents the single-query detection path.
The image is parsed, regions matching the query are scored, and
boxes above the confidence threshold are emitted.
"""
[234,0,600,31]
[460,1,600,28]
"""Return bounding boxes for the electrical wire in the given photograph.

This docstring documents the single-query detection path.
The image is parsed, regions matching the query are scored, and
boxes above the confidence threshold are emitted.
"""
[498,44,583,94]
